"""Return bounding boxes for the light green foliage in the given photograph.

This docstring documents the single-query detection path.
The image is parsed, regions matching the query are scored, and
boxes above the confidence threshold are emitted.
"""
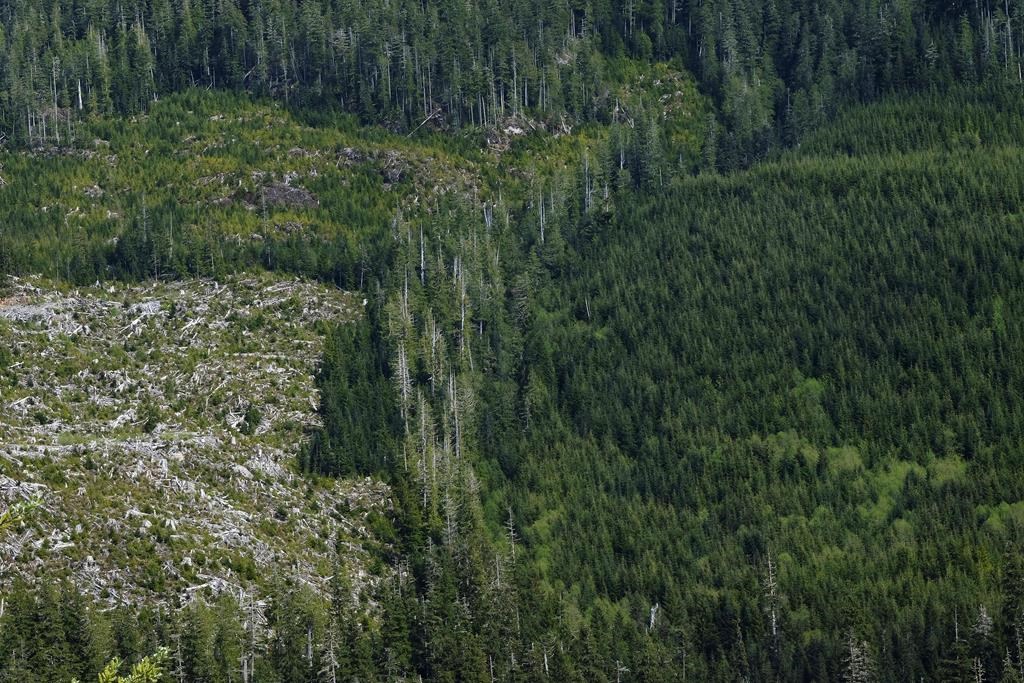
[981,502,1024,536]
[826,446,864,476]
[601,58,711,170]
[0,495,41,537]
[0,92,459,285]
[82,647,168,683]
[929,455,969,487]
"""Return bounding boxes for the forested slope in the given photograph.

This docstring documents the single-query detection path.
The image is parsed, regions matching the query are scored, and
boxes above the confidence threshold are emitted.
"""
[2,0,1024,680]
[292,86,1024,681]
[4,0,1024,164]
[499,101,1024,679]
[0,73,711,680]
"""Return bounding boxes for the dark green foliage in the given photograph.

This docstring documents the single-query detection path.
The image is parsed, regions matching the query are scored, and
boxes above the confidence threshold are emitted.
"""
[241,403,262,436]
[474,94,1024,679]
[302,311,400,477]
[0,580,106,683]
[265,585,325,682]
[0,0,644,142]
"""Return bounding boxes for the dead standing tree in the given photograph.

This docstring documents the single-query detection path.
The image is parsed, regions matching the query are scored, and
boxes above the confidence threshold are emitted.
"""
[764,551,781,656]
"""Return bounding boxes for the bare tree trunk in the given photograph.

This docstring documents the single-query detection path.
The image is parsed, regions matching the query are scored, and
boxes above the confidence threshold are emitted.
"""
[52,57,60,145]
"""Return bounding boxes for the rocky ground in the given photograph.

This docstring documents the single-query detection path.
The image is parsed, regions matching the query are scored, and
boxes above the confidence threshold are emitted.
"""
[0,273,390,607]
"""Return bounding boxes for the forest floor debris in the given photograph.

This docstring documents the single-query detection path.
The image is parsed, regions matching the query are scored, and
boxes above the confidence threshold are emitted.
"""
[0,274,390,607]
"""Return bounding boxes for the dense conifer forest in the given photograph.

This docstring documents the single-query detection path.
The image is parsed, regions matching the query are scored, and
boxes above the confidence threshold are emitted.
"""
[2,0,1024,681]
[4,0,1024,163]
